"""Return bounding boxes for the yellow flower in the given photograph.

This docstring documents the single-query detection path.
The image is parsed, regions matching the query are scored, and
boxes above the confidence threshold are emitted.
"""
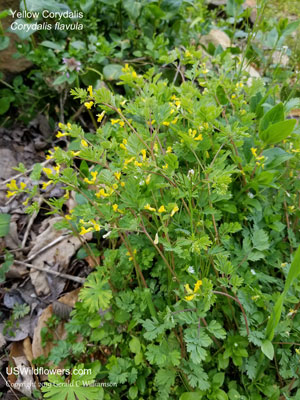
[124,157,135,168]
[87,85,93,97]
[6,179,18,191]
[122,63,130,72]
[84,101,94,109]
[202,68,209,74]
[134,161,143,167]
[184,280,202,301]
[194,134,203,141]
[20,181,27,189]
[111,118,120,125]
[171,95,179,101]
[65,214,72,220]
[112,183,118,189]
[250,147,257,158]
[56,131,67,138]
[53,165,60,173]
[43,168,53,176]
[46,154,53,160]
[240,109,246,115]
[144,204,156,212]
[71,151,80,157]
[158,205,166,213]
[231,94,236,99]
[120,143,127,150]
[6,191,17,198]
[175,100,181,108]
[84,171,97,184]
[42,180,53,190]
[112,204,119,212]
[171,117,178,124]
[58,122,64,129]
[81,139,88,147]
[194,280,203,292]
[203,122,209,129]
[64,191,69,199]
[162,164,168,170]
[114,172,121,180]
[119,120,125,127]
[171,205,179,217]
[91,219,101,231]
[141,149,146,161]
[97,112,105,123]
[79,226,93,235]
[145,174,151,185]
[163,121,170,126]
[120,181,125,187]
[166,146,172,153]
[67,123,71,129]
[281,263,287,268]
[184,284,195,301]
[96,188,109,198]
[132,71,137,78]
[126,249,137,261]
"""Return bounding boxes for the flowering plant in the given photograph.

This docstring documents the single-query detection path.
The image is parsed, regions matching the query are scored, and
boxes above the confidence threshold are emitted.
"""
[11,50,300,399]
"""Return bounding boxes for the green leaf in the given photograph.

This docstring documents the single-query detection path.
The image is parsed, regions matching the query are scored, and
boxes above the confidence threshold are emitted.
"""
[79,272,112,312]
[123,0,142,19]
[40,40,64,51]
[0,214,11,237]
[180,393,204,400]
[216,85,228,105]
[129,337,141,354]
[260,119,296,145]
[0,36,9,51]
[80,0,95,12]
[103,64,123,81]
[0,251,13,283]
[129,386,138,399]
[261,340,274,360]
[0,97,12,115]
[251,229,269,251]
[266,246,300,340]
[259,103,284,133]
[30,163,42,181]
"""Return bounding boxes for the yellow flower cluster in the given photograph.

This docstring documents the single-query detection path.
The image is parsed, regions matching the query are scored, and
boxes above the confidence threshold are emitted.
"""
[84,101,94,109]
[184,280,202,301]
[84,171,98,185]
[111,118,125,127]
[6,179,27,198]
[251,148,266,168]
[188,128,203,141]
[126,249,137,261]
[79,218,101,235]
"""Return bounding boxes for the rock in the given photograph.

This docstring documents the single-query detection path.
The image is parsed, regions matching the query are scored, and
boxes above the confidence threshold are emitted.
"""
[0,0,32,75]
[272,50,289,67]
[244,0,257,23]
[201,29,231,49]
[206,0,226,5]
[0,148,17,179]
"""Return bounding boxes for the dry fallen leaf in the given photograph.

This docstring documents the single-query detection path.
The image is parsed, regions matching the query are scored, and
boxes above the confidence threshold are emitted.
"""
[7,339,36,398]
[28,217,91,295]
[32,288,80,378]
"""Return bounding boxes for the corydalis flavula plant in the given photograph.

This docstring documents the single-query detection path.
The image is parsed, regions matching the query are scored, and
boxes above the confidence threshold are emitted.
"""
[12,51,300,399]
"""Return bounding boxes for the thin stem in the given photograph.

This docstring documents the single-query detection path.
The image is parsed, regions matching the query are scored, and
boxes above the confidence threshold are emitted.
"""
[213,291,250,335]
